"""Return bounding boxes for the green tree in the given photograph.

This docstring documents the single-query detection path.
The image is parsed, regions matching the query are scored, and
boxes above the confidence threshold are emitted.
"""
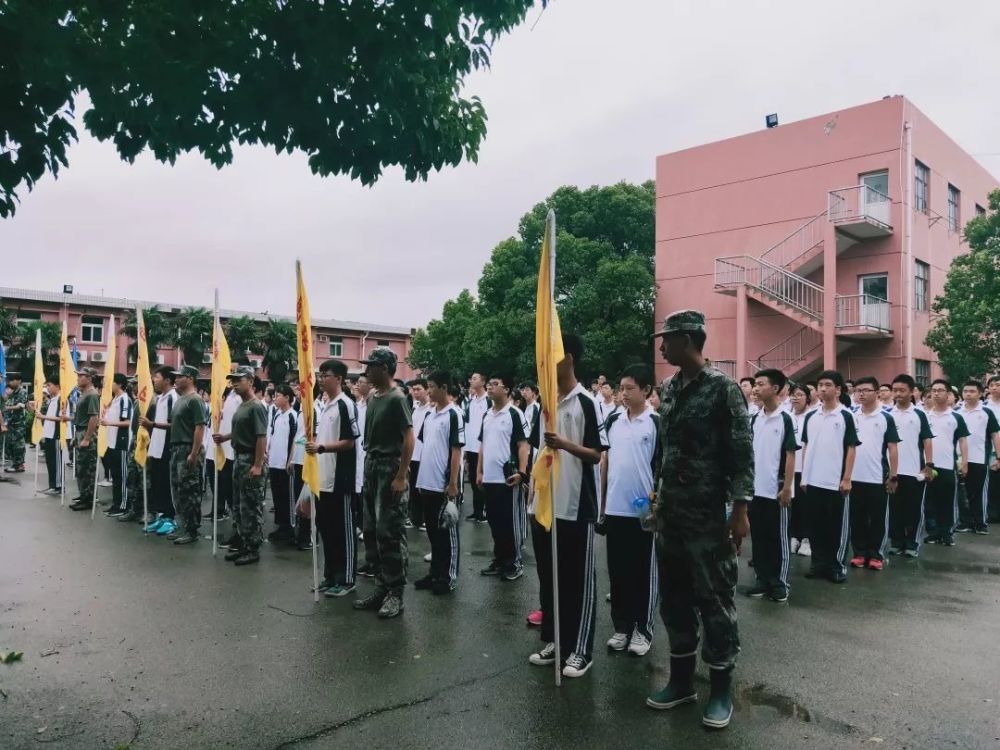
[926,189,1000,383]
[172,307,214,366]
[408,181,656,381]
[0,1,541,217]
[224,315,262,358]
[7,320,62,384]
[260,319,297,385]
[0,304,17,343]
[122,306,172,362]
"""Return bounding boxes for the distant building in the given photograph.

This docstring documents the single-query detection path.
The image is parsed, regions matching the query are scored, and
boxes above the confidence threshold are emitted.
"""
[0,286,414,383]
[655,96,997,385]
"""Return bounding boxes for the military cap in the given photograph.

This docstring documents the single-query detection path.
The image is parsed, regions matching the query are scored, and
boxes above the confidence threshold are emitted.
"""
[170,365,200,379]
[651,309,706,339]
[226,365,256,380]
[6,371,22,381]
[359,347,397,373]
[76,366,100,378]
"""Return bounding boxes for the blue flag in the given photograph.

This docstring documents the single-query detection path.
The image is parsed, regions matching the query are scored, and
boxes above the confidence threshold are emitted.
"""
[71,337,80,370]
[0,340,6,392]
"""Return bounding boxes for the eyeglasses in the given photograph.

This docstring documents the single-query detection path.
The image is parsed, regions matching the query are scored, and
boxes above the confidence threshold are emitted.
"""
[855,388,876,394]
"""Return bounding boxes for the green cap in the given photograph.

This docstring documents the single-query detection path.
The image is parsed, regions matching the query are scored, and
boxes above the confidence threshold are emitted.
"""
[651,309,706,339]
[170,365,200,379]
[226,365,256,380]
[76,366,100,378]
[359,347,397,374]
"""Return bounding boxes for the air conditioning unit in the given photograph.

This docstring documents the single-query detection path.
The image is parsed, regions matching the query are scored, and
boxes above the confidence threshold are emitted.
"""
[317,334,329,343]
[90,351,107,363]
[127,354,136,364]
[154,353,166,365]
[248,359,262,369]
[203,353,213,364]
[76,351,89,362]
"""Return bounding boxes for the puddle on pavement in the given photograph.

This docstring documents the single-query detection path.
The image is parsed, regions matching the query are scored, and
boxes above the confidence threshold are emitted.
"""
[916,559,1000,576]
[735,682,858,737]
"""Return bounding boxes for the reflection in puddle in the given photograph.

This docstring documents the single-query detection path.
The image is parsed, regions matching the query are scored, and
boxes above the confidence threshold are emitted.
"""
[916,559,1000,576]
[735,682,858,736]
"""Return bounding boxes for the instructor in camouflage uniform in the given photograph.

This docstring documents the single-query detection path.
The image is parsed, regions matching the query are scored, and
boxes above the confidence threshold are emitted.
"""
[215,367,267,566]
[351,348,414,619]
[167,365,207,545]
[2,372,28,472]
[69,368,102,511]
[645,310,752,730]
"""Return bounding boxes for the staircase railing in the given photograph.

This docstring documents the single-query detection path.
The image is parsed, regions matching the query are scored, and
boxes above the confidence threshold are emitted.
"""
[828,185,892,228]
[715,255,824,322]
[755,326,823,371]
[760,209,828,271]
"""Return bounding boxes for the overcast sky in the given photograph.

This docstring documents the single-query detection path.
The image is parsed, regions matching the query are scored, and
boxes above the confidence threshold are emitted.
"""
[2,0,998,330]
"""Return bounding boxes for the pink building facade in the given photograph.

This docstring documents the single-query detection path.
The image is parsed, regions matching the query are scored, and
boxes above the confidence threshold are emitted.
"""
[655,96,997,386]
[0,287,414,383]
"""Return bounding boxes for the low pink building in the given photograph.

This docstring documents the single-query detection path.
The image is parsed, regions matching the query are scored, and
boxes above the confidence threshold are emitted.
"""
[0,286,414,383]
[655,96,997,385]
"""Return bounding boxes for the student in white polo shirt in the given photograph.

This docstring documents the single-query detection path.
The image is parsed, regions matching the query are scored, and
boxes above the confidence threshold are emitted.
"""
[747,369,798,602]
[265,385,298,544]
[599,364,661,656]
[414,371,465,595]
[463,373,489,522]
[787,383,812,557]
[924,379,970,546]
[528,334,606,679]
[407,379,431,530]
[848,377,900,571]
[887,374,934,557]
[955,380,1000,534]
[102,374,133,516]
[800,370,859,584]
[985,376,1000,523]
[476,374,530,581]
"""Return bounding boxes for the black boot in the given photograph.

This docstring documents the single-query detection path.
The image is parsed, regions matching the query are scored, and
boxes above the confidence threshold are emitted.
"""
[646,653,697,710]
[702,665,734,729]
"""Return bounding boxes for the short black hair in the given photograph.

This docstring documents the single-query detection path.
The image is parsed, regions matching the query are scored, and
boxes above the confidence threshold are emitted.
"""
[407,378,427,389]
[7,372,22,381]
[963,379,984,393]
[855,375,879,390]
[113,373,128,388]
[153,365,175,383]
[275,384,294,400]
[931,378,951,390]
[426,371,450,389]
[844,379,855,387]
[739,377,755,387]
[519,381,539,395]
[817,369,845,389]
[489,373,514,391]
[988,375,1000,387]
[878,383,892,391]
[687,330,706,352]
[590,379,599,387]
[754,368,787,390]
[789,382,809,398]
[447,384,462,401]
[561,333,584,368]
[319,359,348,379]
[620,364,653,392]
[892,373,916,390]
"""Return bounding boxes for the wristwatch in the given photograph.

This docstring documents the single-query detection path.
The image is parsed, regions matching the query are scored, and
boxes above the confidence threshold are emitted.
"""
[317,445,327,454]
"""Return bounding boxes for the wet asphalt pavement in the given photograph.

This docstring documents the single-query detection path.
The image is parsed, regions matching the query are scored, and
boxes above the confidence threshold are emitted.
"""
[2,466,1000,750]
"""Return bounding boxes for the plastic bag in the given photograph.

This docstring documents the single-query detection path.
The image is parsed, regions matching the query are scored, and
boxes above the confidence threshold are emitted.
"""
[295,485,315,519]
[439,498,459,529]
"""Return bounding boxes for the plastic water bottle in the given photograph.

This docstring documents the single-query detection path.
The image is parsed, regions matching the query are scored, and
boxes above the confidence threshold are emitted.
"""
[632,496,651,519]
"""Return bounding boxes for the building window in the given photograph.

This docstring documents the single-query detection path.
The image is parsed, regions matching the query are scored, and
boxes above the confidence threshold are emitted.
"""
[376,340,390,348]
[16,310,41,325]
[976,203,986,217]
[914,160,929,213]
[329,337,343,357]
[81,315,104,343]
[914,261,930,312]
[915,359,930,387]
[947,184,960,231]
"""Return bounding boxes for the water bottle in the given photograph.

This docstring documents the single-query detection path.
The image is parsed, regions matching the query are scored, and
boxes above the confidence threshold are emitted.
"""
[632,496,657,531]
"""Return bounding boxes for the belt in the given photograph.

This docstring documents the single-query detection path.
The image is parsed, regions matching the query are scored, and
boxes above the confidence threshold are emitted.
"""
[235,451,255,457]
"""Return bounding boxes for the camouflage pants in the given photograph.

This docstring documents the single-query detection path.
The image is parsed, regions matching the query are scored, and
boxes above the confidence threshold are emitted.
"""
[126,450,146,514]
[170,444,204,535]
[75,438,97,502]
[657,529,740,669]
[4,421,25,467]
[233,454,265,552]
[362,455,408,595]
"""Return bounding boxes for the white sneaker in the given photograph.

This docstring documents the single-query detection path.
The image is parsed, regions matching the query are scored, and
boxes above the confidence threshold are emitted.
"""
[529,642,556,666]
[98,480,113,487]
[790,537,801,554]
[423,552,432,562]
[562,652,592,678]
[627,631,651,656]
[797,539,812,557]
[606,632,629,651]
[605,592,612,602]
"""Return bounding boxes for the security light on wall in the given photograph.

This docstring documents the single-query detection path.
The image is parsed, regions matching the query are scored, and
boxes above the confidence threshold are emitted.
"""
[63,284,74,294]
[765,113,779,129]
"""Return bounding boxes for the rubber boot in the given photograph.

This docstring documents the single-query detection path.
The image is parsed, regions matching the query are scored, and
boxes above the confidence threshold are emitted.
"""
[702,665,734,729]
[645,653,697,710]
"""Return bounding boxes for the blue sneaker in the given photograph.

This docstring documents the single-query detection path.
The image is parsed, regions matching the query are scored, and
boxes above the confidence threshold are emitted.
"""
[144,515,165,534]
[156,520,176,536]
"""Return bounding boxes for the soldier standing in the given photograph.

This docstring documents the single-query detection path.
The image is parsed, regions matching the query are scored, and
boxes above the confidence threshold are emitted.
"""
[2,372,28,472]
[167,365,207,545]
[645,310,752,730]
[215,367,267,566]
[69,368,102,511]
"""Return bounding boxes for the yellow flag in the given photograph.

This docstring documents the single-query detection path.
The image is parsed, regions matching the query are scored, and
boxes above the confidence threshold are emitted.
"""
[96,316,117,458]
[210,315,232,467]
[58,321,74,447]
[295,260,320,497]
[30,328,45,445]
[132,307,155,467]
[531,210,564,531]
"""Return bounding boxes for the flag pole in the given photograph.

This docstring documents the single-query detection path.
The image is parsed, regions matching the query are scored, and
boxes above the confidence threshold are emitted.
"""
[213,289,220,557]
[143,466,149,533]
[33,442,40,494]
[548,214,562,688]
[59,440,65,505]
[90,456,100,519]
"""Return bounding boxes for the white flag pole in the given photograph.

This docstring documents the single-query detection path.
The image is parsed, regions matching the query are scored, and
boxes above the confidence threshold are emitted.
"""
[90,456,100,519]
[143,466,149,533]
[33,442,40,494]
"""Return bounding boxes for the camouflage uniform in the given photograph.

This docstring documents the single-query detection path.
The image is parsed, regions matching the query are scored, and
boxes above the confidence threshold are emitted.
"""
[170,446,205,536]
[75,438,98,501]
[362,455,409,595]
[2,384,28,468]
[233,453,265,551]
[655,321,753,671]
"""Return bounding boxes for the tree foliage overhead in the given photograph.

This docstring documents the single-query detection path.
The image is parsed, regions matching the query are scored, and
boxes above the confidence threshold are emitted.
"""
[121,306,172,361]
[0,0,541,217]
[0,311,62,384]
[225,315,262,357]
[260,318,297,385]
[173,306,214,366]
[926,189,1000,383]
[408,181,657,382]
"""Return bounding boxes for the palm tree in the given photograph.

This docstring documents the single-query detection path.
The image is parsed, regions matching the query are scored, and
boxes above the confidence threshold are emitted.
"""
[224,315,262,358]
[0,303,17,344]
[9,320,62,383]
[122,306,173,362]
[260,319,297,384]
[172,307,214,366]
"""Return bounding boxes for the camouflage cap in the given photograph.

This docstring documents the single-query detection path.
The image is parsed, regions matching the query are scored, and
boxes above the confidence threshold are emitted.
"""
[76,366,100,378]
[5,371,22,380]
[226,365,256,380]
[359,347,397,373]
[650,309,706,339]
[170,365,200,379]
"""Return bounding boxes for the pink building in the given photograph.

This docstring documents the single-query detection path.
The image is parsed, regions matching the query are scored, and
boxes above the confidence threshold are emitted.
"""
[655,96,997,386]
[0,286,414,382]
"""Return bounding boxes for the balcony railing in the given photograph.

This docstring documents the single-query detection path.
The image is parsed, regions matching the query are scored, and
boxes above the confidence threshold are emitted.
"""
[756,326,823,372]
[828,185,892,229]
[715,255,825,322]
[760,210,828,271]
[712,359,737,379]
[835,294,891,331]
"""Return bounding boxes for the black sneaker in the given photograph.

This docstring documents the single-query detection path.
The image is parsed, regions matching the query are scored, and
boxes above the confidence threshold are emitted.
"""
[353,590,386,611]
[501,565,524,582]
[172,534,199,545]
[117,511,138,523]
[225,536,243,551]
[481,560,501,577]
[923,536,939,545]
[465,513,478,522]
[358,563,376,578]
[943,537,956,547]
[234,551,260,566]
[746,584,767,598]
[431,579,456,595]
[224,548,244,562]
[70,502,93,512]
[974,527,990,535]
[954,524,973,533]
[769,589,789,603]
[413,575,435,591]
